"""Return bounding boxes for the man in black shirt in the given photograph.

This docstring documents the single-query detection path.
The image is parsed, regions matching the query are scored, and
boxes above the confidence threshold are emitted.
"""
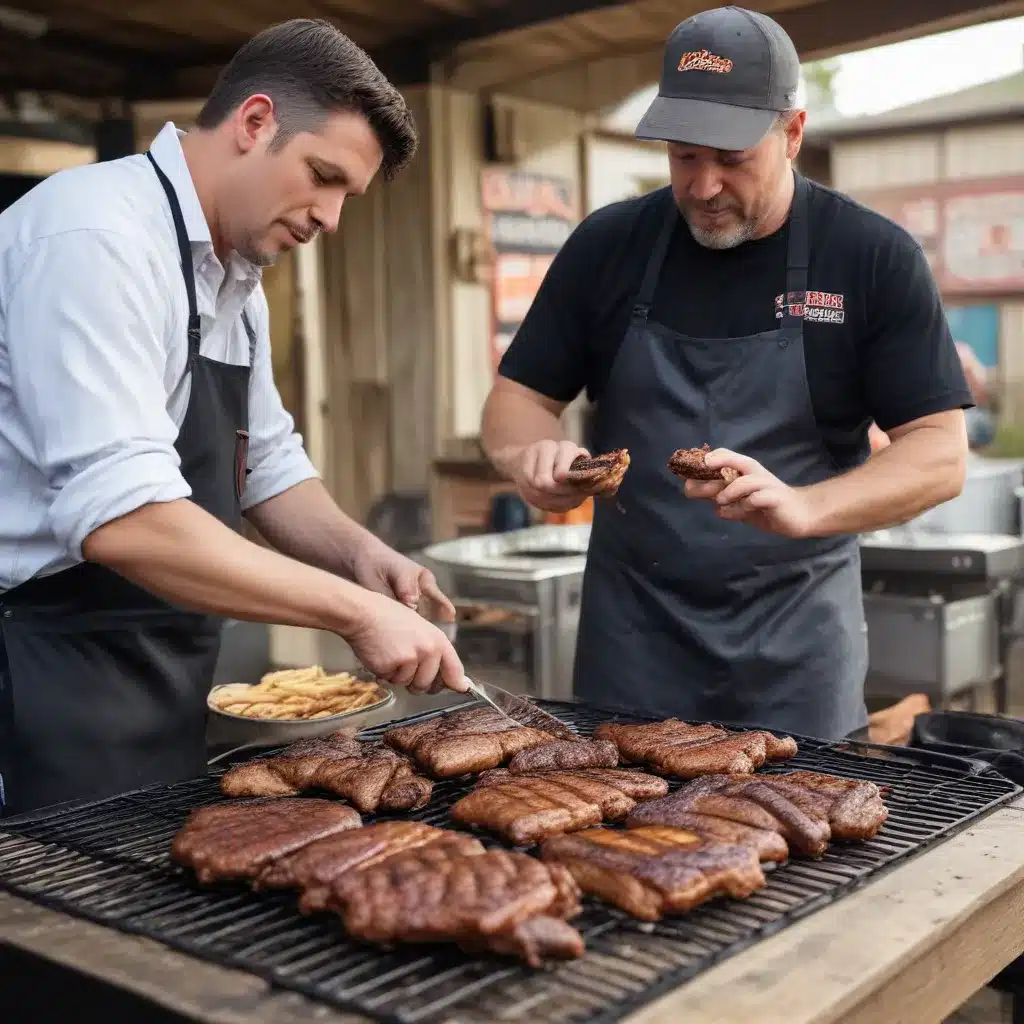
[481,6,971,739]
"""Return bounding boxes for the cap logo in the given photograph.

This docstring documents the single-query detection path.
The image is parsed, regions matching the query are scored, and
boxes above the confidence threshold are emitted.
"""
[677,49,734,73]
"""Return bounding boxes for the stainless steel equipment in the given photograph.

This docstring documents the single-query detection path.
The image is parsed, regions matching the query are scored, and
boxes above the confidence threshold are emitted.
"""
[420,525,590,700]
[910,454,1024,536]
[859,528,1024,711]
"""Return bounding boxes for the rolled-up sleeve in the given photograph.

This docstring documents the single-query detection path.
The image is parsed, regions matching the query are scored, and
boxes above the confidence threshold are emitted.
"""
[7,230,190,559]
[241,288,319,510]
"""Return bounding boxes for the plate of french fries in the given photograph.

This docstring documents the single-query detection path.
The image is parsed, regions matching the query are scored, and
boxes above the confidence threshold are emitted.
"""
[208,666,391,722]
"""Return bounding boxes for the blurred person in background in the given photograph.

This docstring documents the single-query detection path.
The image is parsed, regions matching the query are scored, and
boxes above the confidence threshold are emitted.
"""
[0,19,465,816]
[480,7,971,740]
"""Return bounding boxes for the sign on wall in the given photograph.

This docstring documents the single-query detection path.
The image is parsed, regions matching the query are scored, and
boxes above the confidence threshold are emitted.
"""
[480,167,577,372]
[855,178,1024,294]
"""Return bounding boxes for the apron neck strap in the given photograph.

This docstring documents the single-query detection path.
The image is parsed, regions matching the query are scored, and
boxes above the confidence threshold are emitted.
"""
[146,151,201,365]
[783,172,811,311]
[632,193,678,323]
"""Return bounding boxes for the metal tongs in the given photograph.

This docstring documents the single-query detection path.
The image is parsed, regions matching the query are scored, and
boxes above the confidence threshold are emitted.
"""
[434,619,577,740]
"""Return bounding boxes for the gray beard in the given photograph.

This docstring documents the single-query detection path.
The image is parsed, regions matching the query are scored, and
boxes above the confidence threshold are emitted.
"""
[683,213,757,250]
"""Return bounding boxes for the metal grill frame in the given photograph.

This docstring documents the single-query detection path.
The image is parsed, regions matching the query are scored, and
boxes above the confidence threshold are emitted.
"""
[0,698,1020,1024]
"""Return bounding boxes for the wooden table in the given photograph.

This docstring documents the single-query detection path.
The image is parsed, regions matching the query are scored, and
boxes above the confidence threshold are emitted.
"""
[3,797,1024,1024]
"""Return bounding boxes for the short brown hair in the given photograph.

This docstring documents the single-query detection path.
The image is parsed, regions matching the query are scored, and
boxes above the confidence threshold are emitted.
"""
[196,18,417,179]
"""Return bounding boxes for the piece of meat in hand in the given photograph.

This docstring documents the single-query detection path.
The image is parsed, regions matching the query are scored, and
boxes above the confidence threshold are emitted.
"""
[541,825,765,920]
[383,706,556,778]
[328,847,584,967]
[506,739,619,774]
[565,448,631,497]
[667,444,739,483]
[171,798,361,885]
[220,732,433,813]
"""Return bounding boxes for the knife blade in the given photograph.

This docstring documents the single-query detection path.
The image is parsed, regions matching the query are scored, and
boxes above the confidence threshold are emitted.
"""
[462,676,579,741]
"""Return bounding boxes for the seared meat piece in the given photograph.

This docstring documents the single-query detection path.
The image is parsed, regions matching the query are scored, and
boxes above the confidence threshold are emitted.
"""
[667,444,739,482]
[565,448,631,497]
[506,739,619,774]
[647,774,831,856]
[452,768,669,845]
[219,733,433,813]
[253,821,485,913]
[745,770,888,840]
[383,706,556,778]
[625,803,789,863]
[541,826,765,920]
[594,719,797,777]
[328,847,584,967]
[171,799,361,885]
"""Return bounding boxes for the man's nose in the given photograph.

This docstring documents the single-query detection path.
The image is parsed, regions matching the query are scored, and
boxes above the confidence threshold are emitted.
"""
[313,195,345,235]
[687,167,724,202]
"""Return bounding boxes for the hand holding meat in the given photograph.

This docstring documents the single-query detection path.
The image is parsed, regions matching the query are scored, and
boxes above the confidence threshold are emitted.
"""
[509,439,601,511]
[344,591,468,694]
[683,449,821,539]
[350,539,455,622]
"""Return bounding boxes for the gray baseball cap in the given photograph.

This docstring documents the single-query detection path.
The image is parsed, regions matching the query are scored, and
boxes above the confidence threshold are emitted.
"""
[636,6,801,151]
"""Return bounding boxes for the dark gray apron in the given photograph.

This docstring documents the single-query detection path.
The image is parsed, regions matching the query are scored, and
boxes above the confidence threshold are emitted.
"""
[0,151,255,815]
[573,174,868,740]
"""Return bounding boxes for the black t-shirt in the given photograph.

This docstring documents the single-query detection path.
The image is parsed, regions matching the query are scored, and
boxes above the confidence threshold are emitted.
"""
[498,180,973,466]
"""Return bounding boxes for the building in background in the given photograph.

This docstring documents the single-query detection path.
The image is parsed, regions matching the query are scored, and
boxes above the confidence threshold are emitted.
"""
[802,71,1024,421]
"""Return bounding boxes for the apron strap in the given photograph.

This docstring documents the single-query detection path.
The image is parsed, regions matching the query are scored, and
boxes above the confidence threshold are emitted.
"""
[147,151,201,371]
[240,309,258,370]
[780,172,811,331]
[632,192,679,324]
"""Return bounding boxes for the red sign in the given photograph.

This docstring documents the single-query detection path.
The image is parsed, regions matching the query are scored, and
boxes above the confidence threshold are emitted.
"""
[481,167,577,372]
[852,177,1024,294]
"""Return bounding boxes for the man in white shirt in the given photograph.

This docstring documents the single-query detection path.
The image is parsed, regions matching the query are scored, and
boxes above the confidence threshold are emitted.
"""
[0,18,465,815]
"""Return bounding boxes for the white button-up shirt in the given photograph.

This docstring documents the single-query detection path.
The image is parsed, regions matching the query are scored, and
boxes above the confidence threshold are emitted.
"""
[0,121,319,591]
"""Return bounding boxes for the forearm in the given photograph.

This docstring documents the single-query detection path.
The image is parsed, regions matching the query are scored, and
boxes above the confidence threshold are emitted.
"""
[245,478,378,578]
[481,386,567,479]
[805,421,967,535]
[81,498,369,633]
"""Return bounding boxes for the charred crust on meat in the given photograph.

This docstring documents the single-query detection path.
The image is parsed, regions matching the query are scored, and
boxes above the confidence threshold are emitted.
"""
[565,448,630,498]
[667,444,738,483]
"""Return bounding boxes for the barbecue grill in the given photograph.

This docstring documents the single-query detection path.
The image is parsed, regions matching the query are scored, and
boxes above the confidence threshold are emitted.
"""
[0,700,1019,1024]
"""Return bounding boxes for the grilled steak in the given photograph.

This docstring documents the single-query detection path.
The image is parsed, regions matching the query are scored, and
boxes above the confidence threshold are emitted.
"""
[171,799,361,884]
[541,826,765,920]
[744,770,888,840]
[452,768,669,845]
[506,739,619,774]
[625,803,789,862]
[383,706,556,778]
[328,847,584,967]
[253,821,485,913]
[594,719,797,778]
[565,448,631,497]
[667,444,739,482]
[219,733,433,813]
[638,774,831,856]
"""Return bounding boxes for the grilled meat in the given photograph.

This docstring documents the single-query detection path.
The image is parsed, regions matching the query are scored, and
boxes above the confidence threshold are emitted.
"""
[667,444,739,482]
[253,821,485,913]
[636,774,832,856]
[171,799,361,885]
[219,733,433,813]
[566,448,631,497]
[506,739,619,774]
[452,768,669,845]
[328,847,584,967]
[625,803,789,863]
[594,719,797,778]
[741,770,888,841]
[383,706,556,778]
[541,826,765,920]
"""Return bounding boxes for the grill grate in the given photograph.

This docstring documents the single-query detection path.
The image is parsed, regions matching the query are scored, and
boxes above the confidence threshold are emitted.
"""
[0,699,1019,1024]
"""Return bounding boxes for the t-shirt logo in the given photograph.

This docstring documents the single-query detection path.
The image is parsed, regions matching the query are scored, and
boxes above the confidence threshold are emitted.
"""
[775,290,846,324]
[677,49,734,73]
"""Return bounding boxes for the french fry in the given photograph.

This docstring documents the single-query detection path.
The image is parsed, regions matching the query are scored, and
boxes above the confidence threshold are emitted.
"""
[210,666,384,721]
